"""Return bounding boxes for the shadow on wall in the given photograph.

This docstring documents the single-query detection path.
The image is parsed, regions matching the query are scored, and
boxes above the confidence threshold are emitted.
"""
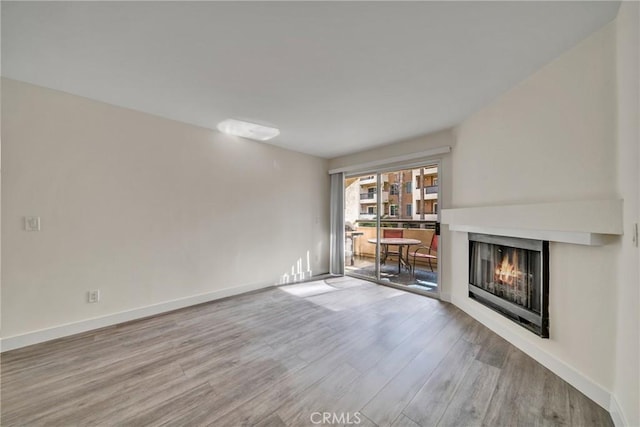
[278,250,313,284]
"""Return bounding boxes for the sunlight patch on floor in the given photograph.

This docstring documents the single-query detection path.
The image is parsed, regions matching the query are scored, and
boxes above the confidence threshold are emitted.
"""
[279,280,339,297]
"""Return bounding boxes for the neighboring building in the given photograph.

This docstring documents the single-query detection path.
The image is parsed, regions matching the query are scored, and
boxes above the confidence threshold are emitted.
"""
[352,167,438,222]
[412,166,438,221]
[344,177,361,226]
[386,170,413,220]
[357,174,389,220]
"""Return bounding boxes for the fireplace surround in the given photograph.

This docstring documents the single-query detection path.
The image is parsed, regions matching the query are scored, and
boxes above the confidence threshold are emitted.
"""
[468,233,549,337]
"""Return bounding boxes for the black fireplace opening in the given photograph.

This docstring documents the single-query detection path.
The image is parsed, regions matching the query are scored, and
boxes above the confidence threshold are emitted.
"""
[468,233,549,338]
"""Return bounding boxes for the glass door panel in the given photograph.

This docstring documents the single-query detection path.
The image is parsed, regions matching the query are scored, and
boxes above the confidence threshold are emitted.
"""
[344,174,379,281]
[377,166,438,293]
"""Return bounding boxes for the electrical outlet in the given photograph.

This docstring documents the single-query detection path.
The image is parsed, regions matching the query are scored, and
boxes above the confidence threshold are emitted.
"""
[24,216,41,231]
[88,290,100,303]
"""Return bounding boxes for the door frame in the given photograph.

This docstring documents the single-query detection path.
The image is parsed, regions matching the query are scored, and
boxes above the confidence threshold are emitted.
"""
[344,158,443,300]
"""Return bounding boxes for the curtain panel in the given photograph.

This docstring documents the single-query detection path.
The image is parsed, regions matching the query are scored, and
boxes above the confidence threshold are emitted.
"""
[329,172,345,275]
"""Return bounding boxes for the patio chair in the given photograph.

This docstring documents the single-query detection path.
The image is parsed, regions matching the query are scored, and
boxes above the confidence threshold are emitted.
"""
[381,228,403,265]
[412,233,438,273]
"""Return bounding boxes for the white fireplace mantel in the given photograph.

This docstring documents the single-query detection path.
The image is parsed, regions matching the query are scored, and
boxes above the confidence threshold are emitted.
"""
[441,199,623,246]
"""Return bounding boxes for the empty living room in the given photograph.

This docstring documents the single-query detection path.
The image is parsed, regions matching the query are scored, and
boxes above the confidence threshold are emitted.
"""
[1,2,638,426]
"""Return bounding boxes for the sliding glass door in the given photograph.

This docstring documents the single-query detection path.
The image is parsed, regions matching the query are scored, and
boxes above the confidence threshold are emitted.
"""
[343,163,440,296]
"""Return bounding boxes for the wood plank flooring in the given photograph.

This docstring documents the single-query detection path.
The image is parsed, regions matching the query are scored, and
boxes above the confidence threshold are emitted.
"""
[1,277,613,426]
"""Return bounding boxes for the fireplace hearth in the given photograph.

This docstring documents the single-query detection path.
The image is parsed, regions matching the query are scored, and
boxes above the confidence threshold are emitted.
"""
[468,233,549,337]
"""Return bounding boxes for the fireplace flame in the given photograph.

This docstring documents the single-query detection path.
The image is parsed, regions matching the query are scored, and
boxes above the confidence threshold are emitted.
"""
[494,251,519,286]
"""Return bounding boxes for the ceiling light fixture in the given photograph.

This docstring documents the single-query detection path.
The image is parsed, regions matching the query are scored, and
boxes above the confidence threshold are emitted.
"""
[217,119,280,141]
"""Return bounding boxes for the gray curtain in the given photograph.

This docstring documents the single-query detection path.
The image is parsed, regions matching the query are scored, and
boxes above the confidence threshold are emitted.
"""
[329,172,345,275]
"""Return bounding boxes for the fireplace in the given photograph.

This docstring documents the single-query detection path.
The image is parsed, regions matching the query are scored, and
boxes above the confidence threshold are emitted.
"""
[468,233,549,337]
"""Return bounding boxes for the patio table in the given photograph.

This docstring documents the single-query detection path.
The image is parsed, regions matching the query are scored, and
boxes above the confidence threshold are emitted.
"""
[367,238,421,274]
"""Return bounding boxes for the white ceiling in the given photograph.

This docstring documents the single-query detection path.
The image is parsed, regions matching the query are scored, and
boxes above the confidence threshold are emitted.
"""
[2,1,620,158]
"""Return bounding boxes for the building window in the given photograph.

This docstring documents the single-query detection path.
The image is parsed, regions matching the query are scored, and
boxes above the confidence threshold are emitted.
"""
[367,206,376,214]
[390,205,398,216]
[405,182,412,193]
[406,204,412,217]
[433,202,438,214]
[433,177,438,186]
[390,183,399,195]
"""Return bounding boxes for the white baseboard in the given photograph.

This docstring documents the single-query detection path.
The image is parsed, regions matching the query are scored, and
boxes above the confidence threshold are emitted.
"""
[609,394,629,427]
[452,295,612,411]
[0,280,274,352]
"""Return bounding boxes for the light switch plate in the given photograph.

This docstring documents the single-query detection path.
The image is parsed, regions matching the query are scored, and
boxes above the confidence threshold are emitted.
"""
[24,216,41,231]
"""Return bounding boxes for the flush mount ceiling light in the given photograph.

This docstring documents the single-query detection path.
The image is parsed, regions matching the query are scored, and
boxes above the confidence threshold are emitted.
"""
[217,119,280,141]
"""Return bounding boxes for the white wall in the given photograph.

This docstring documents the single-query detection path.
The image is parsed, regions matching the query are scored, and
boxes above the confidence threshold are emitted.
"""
[613,2,639,426]
[451,20,618,393]
[1,78,330,341]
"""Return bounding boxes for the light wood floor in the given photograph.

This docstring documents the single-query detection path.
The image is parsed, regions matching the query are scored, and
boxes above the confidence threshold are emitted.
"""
[1,277,612,426]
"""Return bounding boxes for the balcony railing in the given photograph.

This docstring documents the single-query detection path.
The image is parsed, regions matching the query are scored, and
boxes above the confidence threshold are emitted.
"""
[424,185,438,194]
[355,218,437,229]
[358,213,377,220]
[359,191,389,203]
[359,175,388,185]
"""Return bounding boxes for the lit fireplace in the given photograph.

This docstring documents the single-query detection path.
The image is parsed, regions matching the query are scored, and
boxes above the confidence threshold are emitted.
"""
[468,233,549,337]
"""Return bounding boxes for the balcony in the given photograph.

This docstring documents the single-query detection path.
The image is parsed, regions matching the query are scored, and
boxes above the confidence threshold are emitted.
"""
[358,213,377,220]
[359,175,388,185]
[359,191,389,204]
[412,185,438,202]
[424,185,438,194]
[413,213,439,221]
[360,193,377,204]
[423,186,438,200]
[344,226,438,291]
